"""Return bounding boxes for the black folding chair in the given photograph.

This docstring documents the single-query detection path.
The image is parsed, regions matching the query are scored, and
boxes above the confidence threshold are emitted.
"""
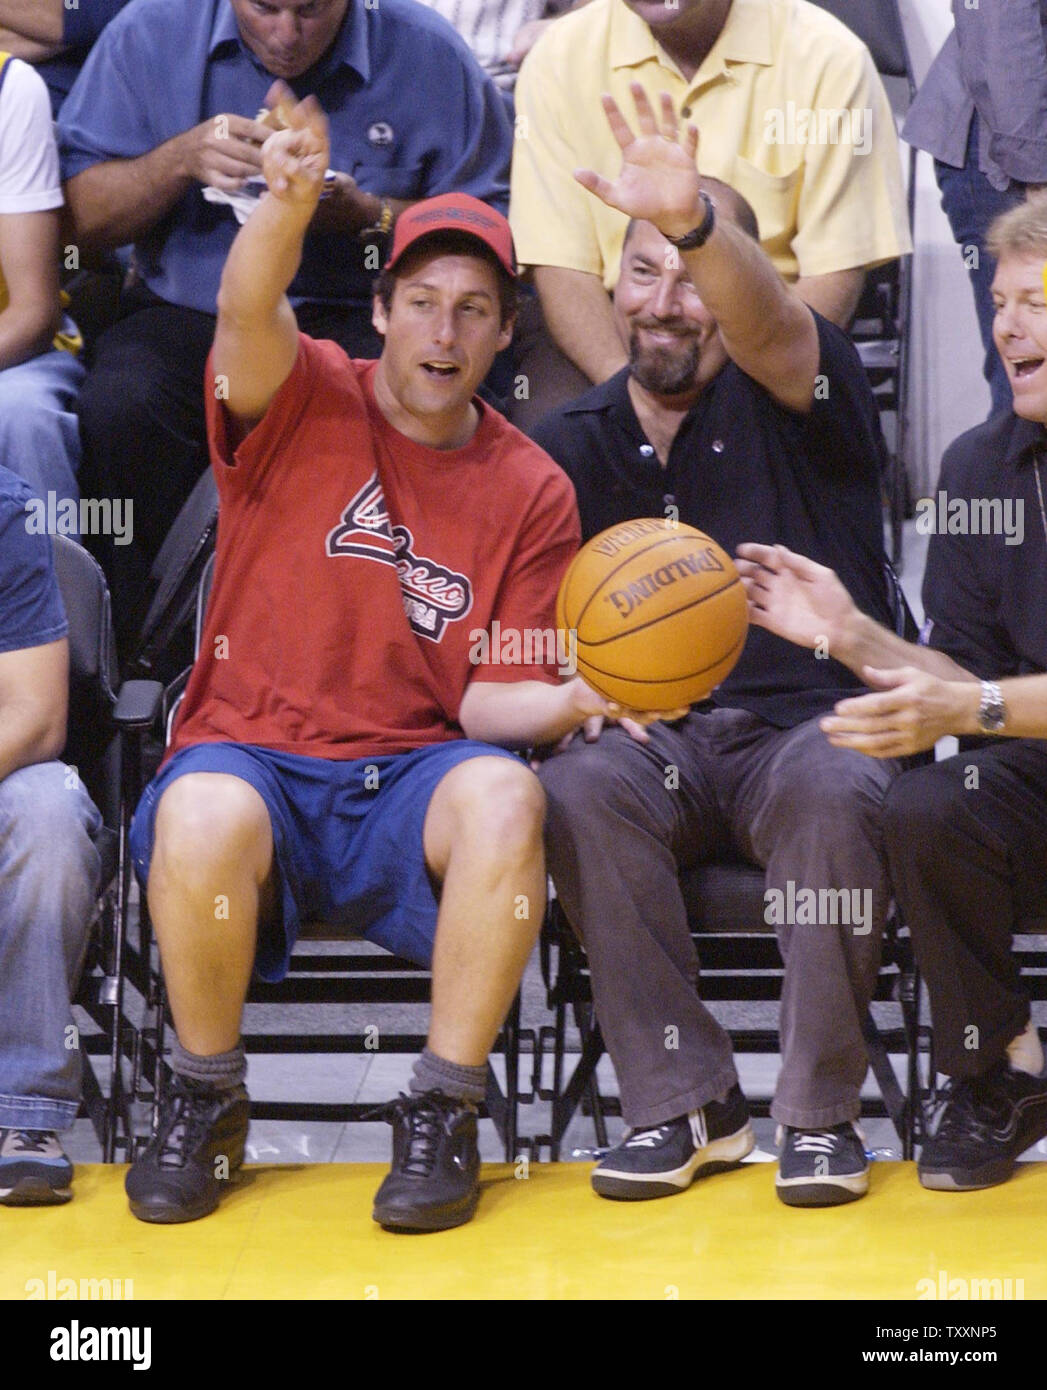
[125,469,218,686]
[53,536,163,1161]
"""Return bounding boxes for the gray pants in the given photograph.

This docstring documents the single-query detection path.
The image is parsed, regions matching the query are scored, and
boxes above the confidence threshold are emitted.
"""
[538,708,901,1130]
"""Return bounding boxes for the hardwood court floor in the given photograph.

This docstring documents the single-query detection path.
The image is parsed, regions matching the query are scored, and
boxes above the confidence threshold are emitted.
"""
[3,1160,1044,1300]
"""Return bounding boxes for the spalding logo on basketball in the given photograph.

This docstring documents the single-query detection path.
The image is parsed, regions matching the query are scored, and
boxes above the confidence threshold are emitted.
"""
[556,518,749,709]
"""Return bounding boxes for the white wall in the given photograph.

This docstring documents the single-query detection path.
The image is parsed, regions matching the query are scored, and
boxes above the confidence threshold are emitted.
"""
[899,0,991,496]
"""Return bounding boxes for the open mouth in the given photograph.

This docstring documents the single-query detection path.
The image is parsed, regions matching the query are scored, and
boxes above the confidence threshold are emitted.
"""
[422,362,461,379]
[1011,356,1045,380]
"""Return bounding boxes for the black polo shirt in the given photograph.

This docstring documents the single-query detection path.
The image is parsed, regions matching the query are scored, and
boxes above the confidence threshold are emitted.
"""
[922,412,1047,678]
[532,314,892,727]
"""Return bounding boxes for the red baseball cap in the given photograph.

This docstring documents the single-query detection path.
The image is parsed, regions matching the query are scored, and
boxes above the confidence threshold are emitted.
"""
[385,193,517,278]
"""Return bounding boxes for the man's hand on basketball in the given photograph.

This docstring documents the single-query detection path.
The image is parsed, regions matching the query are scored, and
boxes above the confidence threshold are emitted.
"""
[575,83,704,240]
[261,92,330,207]
[736,543,858,656]
[563,678,689,746]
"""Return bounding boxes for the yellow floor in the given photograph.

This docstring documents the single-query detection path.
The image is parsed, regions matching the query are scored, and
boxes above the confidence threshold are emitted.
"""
[4,1162,1046,1300]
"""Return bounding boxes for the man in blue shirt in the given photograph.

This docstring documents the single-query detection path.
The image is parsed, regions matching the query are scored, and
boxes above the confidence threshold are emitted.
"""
[58,0,512,647]
[0,464,102,1205]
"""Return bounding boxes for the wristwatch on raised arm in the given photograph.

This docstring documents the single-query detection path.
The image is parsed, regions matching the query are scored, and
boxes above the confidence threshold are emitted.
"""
[977,680,1007,734]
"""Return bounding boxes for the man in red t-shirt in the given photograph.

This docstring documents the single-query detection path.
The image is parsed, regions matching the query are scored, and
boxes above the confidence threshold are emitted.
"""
[125,95,681,1233]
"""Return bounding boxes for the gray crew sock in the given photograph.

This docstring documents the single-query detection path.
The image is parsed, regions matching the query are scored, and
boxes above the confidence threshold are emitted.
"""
[170,1037,247,1092]
[409,1047,486,1106]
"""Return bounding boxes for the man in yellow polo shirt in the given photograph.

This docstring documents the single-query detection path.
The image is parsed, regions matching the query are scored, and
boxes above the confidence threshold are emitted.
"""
[510,0,911,417]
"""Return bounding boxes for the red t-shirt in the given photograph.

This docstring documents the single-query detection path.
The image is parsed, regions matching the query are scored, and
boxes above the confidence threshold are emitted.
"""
[169,335,580,762]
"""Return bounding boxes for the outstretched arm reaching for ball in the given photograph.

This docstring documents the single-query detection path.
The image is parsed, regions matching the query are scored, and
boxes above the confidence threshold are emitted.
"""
[212,93,330,437]
[460,677,689,750]
[733,541,1022,757]
[735,542,973,682]
[576,85,819,413]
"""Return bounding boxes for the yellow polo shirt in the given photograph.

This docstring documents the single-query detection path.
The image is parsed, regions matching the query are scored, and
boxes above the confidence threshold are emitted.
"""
[510,0,912,287]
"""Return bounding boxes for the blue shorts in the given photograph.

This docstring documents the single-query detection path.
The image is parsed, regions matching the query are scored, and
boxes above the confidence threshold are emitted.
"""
[129,740,520,981]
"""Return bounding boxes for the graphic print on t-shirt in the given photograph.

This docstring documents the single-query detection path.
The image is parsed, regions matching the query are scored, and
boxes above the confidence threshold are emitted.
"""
[326,472,473,642]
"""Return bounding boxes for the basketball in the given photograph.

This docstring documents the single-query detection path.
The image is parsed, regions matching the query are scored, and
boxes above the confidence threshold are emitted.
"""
[557,518,749,709]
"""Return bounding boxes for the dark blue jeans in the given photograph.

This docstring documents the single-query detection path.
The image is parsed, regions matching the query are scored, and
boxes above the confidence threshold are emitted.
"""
[935,113,1025,419]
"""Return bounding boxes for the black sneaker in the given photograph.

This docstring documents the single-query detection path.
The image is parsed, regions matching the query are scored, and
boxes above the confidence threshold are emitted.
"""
[0,1129,73,1206]
[776,1121,869,1206]
[125,1074,250,1224]
[372,1091,481,1232]
[591,1084,754,1200]
[918,1063,1047,1192]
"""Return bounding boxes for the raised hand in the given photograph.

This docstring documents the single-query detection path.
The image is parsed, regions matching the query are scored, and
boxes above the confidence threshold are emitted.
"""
[735,542,857,654]
[574,83,703,239]
[260,93,330,206]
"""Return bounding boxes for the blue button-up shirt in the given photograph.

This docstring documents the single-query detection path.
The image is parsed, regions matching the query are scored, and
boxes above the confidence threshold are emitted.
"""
[58,0,512,312]
[36,0,131,115]
[904,0,1047,191]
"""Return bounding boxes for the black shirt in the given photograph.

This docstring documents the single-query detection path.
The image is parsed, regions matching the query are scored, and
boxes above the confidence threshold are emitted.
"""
[922,411,1047,678]
[532,314,892,727]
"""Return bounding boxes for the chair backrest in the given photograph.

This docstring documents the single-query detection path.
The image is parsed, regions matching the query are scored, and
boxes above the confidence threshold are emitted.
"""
[51,535,120,822]
[808,0,913,82]
[195,551,216,653]
[129,469,218,681]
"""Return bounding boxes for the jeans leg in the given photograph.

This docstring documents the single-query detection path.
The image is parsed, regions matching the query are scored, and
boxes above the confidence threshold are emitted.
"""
[0,763,102,1132]
[538,720,737,1129]
[883,743,1047,1078]
[0,350,85,511]
[934,115,1024,419]
[726,716,901,1128]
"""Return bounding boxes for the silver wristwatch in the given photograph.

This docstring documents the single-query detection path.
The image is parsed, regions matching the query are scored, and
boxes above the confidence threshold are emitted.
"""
[977,680,1007,734]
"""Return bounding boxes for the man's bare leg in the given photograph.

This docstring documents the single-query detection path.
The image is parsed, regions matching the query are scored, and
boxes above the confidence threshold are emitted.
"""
[422,756,546,1064]
[373,755,546,1232]
[146,772,274,1053]
[126,772,272,1225]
